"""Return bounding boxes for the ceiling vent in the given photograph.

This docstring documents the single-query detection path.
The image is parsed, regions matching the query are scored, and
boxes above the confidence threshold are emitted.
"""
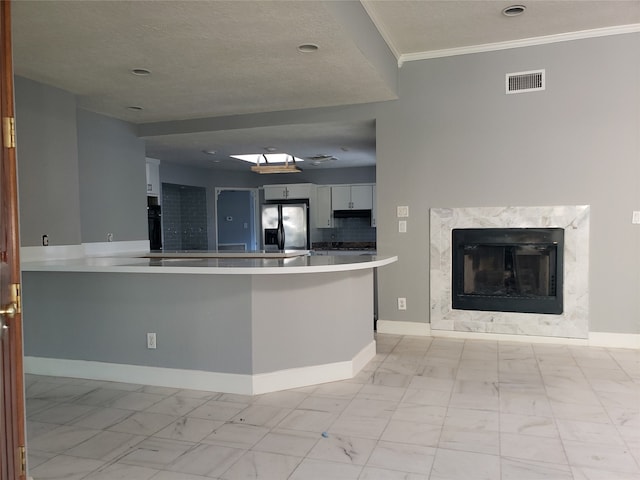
[506,69,545,94]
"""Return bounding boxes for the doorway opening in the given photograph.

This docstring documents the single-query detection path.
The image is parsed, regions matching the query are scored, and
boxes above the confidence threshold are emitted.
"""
[215,188,259,251]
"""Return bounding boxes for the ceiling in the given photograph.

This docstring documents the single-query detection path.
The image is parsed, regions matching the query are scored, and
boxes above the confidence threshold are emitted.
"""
[11,0,640,171]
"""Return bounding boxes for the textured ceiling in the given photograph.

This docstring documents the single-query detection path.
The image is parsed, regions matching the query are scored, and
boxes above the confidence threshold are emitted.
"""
[365,0,640,56]
[11,0,640,171]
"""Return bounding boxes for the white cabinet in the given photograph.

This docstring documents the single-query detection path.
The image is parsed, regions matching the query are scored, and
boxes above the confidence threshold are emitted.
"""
[371,185,377,228]
[263,183,313,200]
[351,185,373,209]
[146,158,160,196]
[316,186,333,228]
[331,184,373,210]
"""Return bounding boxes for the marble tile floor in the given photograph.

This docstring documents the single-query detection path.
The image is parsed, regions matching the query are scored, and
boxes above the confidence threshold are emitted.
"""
[25,334,640,480]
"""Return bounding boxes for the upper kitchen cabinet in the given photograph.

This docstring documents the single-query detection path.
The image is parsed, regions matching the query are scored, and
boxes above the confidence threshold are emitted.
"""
[263,183,315,201]
[316,185,333,228]
[146,158,160,196]
[332,184,373,210]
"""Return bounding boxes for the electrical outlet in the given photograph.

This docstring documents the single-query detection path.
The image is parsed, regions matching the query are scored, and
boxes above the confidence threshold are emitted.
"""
[42,234,48,246]
[107,233,114,242]
[146,332,157,349]
[397,297,407,310]
[633,211,640,224]
[397,206,409,218]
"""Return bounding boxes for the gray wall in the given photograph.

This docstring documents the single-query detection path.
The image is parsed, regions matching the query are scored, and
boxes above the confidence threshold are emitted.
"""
[15,76,82,247]
[77,109,147,243]
[22,269,373,376]
[22,272,253,373]
[375,33,640,334]
[15,76,148,247]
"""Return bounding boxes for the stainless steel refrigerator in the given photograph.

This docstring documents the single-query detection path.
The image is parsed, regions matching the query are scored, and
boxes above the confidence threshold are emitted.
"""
[261,202,309,250]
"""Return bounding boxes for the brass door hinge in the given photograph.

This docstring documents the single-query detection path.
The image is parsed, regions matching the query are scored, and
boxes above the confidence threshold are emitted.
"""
[3,116,15,148]
[10,283,20,314]
[18,445,26,475]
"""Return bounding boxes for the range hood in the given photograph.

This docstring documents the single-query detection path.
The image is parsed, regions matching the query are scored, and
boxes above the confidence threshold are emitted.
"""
[333,209,372,218]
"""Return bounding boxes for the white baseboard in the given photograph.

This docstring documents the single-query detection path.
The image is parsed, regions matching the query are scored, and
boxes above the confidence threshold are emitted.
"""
[377,320,639,349]
[588,332,640,349]
[21,240,150,262]
[376,320,431,336]
[82,240,150,257]
[24,341,377,395]
[20,244,86,262]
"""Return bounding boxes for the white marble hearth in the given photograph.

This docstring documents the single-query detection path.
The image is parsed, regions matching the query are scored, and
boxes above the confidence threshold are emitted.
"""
[430,206,590,338]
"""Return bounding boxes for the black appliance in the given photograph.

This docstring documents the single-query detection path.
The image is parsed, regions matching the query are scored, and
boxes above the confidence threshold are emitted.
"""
[148,205,162,250]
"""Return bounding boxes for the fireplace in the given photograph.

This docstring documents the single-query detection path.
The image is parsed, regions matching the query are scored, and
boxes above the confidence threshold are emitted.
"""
[430,206,589,338]
[452,228,564,314]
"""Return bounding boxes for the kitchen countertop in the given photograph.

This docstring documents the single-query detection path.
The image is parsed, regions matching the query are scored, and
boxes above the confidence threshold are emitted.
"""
[21,251,397,275]
[144,249,311,259]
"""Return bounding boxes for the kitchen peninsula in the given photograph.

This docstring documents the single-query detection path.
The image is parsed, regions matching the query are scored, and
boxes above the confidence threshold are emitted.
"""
[21,251,396,395]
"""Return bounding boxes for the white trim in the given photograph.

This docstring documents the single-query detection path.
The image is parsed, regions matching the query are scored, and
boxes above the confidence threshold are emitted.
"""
[252,341,376,394]
[82,240,150,257]
[398,24,640,65]
[589,332,640,350]
[376,321,640,349]
[377,320,431,337]
[24,357,252,394]
[430,329,589,346]
[20,240,150,262]
[24,341,377,395]
[352,340,377,373]
[20,244,86,262]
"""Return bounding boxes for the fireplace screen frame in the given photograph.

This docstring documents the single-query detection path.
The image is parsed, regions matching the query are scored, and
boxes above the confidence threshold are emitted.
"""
[452,228,564,315]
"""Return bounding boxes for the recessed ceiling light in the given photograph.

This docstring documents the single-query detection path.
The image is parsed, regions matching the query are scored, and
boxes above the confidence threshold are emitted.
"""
[264,146,278,152]
[202,150,217,155]
[127,106,144,111]
[131,68,151,76]
[297,43,319,53]
[502,5,526,16]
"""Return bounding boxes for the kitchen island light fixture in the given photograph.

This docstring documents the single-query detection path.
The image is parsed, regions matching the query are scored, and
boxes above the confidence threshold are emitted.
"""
[231,153,302,174]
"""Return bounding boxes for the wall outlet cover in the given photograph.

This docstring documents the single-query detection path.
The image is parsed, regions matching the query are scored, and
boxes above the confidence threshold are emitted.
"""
[397,206,409,218]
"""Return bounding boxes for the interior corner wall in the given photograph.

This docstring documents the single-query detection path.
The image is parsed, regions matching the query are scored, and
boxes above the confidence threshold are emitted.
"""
[375,33,640,334]
[76,109,147,243]
[14,76,82,247]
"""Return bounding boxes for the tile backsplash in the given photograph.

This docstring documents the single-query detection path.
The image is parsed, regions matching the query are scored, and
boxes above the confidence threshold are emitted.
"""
[162,183,208,250]
[317,216,376,243]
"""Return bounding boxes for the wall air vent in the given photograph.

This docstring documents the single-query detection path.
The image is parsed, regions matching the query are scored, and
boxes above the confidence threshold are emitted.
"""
[506,69,545,94]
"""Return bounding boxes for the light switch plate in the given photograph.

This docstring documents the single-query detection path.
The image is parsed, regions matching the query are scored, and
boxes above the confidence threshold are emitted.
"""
[397,206,409,218]
[399,220,407,233]
[633,211,640,224]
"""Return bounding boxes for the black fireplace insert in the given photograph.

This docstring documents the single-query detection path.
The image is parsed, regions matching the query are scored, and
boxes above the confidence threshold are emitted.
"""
[452,228,564,314]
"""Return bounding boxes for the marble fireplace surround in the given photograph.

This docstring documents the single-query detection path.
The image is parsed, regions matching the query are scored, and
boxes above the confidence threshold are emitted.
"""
[430,206,590,338]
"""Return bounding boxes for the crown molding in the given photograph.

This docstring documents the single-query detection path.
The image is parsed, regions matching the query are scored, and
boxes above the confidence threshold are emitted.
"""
[398,24,640,66]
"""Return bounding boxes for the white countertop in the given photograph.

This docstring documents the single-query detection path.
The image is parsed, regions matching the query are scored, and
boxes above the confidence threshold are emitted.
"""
[21,253,398,275]
[145,250,311,259]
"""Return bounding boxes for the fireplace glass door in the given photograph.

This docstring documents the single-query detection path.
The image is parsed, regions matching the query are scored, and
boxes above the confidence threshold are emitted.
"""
[452,228,564,314]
